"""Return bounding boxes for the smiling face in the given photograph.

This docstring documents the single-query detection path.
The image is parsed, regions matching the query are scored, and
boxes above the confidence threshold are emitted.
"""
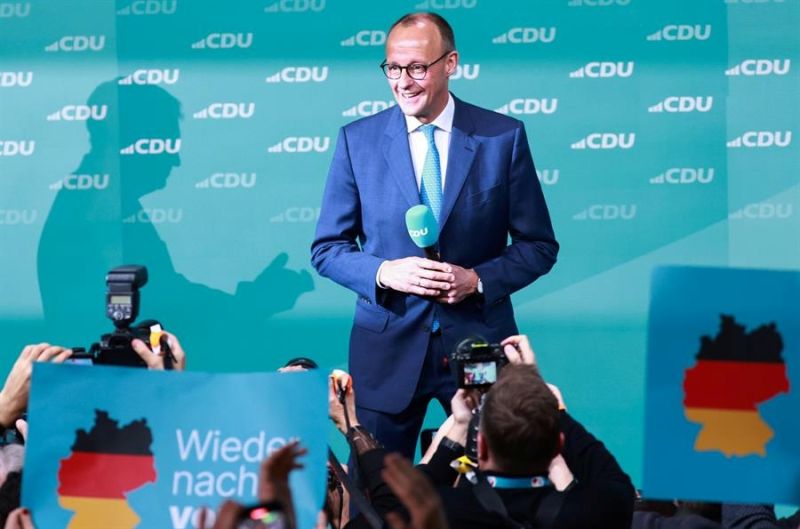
[385,19,458,124]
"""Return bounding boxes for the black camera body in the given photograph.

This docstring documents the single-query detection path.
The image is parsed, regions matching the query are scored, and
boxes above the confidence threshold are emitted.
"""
[450,336,509,389]
[73,265,171,368]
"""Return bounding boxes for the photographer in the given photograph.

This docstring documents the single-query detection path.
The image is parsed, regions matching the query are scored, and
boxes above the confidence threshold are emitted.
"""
[329,334,635,529]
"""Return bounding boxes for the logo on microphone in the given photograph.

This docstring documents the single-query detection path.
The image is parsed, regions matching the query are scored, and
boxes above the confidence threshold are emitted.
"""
[408,228,429,237]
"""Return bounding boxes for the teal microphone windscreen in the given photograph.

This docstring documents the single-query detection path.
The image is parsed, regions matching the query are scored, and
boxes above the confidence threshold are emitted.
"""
[405,205,439,249]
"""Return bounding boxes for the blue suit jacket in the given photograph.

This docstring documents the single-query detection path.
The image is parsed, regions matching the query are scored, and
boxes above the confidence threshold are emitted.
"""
[312,96,558,414]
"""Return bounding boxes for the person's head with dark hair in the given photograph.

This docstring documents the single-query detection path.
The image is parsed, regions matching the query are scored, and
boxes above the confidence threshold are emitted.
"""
[383,12,459,124]
[478,364,562,474]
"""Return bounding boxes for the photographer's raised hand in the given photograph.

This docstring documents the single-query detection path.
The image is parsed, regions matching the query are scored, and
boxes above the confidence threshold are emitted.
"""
[3,508,36,529]
[382,453,449,529]
[328,371,358,434]
[500,334,535,366]
[131,330,186,371]
[259,441,306,529]
[0,344,71,428]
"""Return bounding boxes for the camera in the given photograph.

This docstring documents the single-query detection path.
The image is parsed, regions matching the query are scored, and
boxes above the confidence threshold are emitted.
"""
[450,335,508,389]
[71,265,172,368]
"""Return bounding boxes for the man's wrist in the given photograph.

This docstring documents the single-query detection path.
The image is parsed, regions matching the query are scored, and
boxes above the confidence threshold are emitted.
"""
[376,260,389,289]
[471,270,483,296]
[0,395,16,429]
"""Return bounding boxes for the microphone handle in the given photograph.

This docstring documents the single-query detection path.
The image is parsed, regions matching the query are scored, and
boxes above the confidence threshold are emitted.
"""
[424,247,441,261]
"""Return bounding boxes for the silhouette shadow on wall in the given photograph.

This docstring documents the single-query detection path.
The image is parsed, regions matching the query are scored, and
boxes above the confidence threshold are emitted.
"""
[37,79,313,370]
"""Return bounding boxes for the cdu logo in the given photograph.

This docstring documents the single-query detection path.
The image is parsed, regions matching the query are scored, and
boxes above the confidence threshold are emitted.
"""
[120,138,181,155]
[342,100,395,117]
[568,0,631,6]
[729,203,793,220]
[492,27,557,44]
[724,0,786,4]
[450,64,480,81]
[264,0,325,12]
[0,71,33,87]
[195,172,257,189]
[49,174,110,191]
[0,2,30,17]
[191,33,253,50]
[650,168,715,185]
[45,35,106,53]
[414,0,477,9]
[408,228,429,237]
[573,205,637,221]
[265,66,329,83]
[646,24,712,41]
[119,69,180,85]
[537,169,559,186]
[340,30,386,47]
[193,102,255,120]
[571,133,635,150]
[0,140,35,156]
[123,209,183,224]
[569,61,634,78]
[727,131,792,148]
[267,137,330,153]
[726,59,791,76]
[0,209,37,225]
[648,96,713,113]
[46,105,108,122]
[495,98,558,115]
[270,207,321,223]
[117,0,177,15]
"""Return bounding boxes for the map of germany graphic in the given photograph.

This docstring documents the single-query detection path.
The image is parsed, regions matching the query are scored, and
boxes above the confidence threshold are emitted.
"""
[57,410,156,528]
[683,315,790,457]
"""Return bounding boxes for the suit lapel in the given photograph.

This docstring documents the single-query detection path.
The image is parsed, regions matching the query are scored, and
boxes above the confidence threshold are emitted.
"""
[440,98,477,231]
[382,107,420,209]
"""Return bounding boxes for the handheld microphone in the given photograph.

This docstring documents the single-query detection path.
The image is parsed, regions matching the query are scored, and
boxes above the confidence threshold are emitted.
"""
[405,205,440,261]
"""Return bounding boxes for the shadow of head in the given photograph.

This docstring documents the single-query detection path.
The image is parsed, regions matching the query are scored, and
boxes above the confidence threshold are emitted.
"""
[81,79,183,197]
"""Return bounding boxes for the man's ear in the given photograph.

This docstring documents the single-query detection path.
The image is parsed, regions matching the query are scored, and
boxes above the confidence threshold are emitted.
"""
[445,51,459,76]
[477,431,489,462]
[553,431,565,458]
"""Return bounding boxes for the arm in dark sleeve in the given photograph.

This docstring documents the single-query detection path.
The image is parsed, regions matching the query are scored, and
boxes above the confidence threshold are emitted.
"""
[472,122,558,305]
[558,411,636,529]
[417,442,463,486]
[310,127,386,305]
[722,504,800,529]
[351,440,463,523]
[355,447,405,517]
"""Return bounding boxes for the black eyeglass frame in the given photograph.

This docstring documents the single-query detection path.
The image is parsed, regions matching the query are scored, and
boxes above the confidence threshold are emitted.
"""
[379,51,453,80]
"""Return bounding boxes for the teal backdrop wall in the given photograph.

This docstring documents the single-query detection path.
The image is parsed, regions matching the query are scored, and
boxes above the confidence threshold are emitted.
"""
[1,0,798,487]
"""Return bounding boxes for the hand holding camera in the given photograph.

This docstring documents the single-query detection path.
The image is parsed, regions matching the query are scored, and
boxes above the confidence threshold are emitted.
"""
[328,370,358,434]
[131,330,186,371]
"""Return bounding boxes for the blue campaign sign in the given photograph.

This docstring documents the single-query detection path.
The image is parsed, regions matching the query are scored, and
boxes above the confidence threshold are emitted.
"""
[643,265,800,504]
[22,363,328,529]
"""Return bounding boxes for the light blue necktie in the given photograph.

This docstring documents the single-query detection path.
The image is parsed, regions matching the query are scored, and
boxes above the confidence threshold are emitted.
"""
[419,123,442,333]
[419,124,443,223]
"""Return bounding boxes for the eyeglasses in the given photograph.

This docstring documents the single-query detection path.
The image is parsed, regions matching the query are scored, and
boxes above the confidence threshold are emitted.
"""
[380,51,452,80]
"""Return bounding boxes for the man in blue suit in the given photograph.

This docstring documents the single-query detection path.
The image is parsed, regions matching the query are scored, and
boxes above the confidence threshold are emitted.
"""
[311,12,558,458]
